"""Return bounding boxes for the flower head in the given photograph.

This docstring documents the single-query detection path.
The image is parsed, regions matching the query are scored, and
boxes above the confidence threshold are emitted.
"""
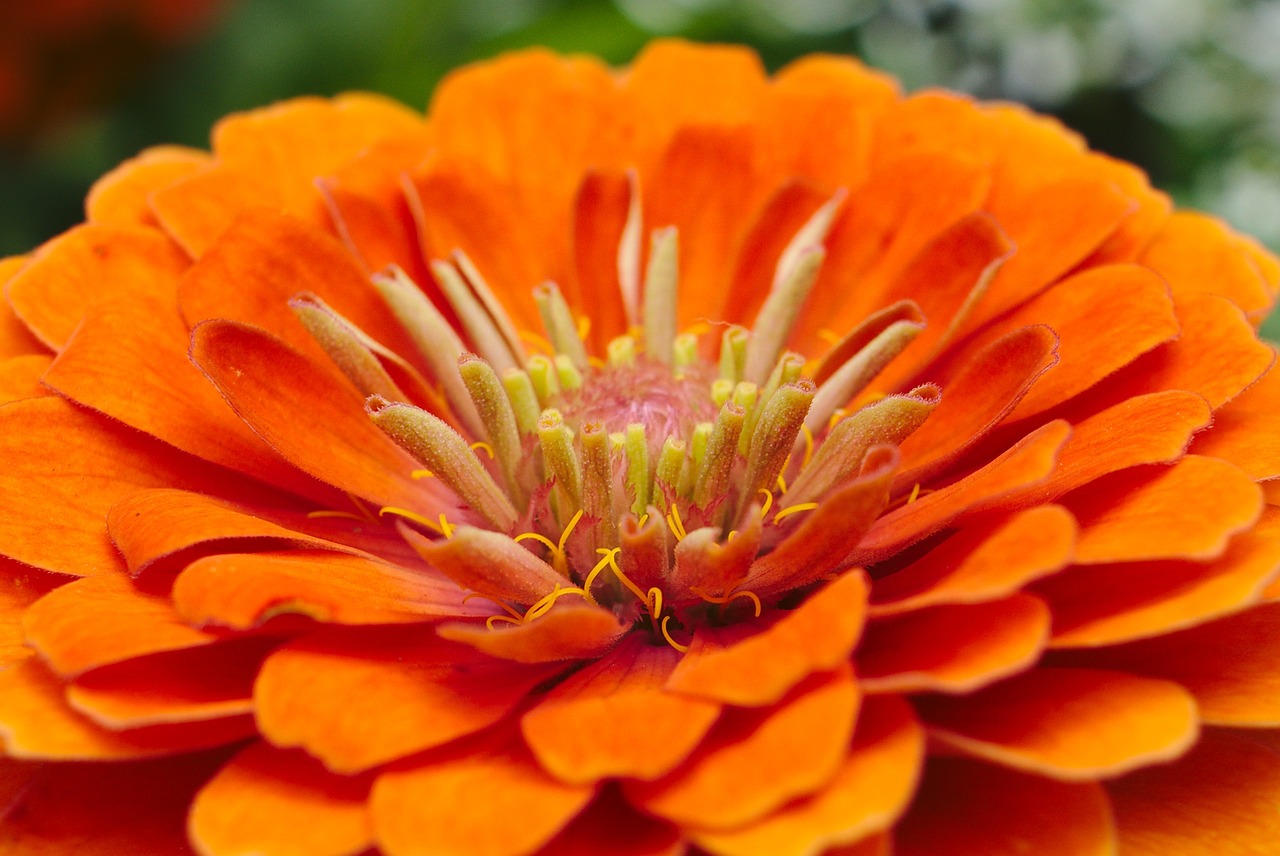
[2,40,1279,855]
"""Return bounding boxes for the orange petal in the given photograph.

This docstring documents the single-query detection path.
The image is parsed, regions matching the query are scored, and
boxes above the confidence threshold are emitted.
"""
[371,737,595,856]
[0,352,52,405]
[531,788,683,856]
[972,264,1179,420]
[0,654,254,760]
[189,319,434,511]
[665,570,867,706]
[894,756,1115,856]
[436,600,629,664]
[172,549,484,630]
[858,594,1051,694]
[571,169,636,350]
[796,151,990,349]
[1063,603,1280,727]
[894,325,1059,487]
[692,695,923,856]
[1006,389,1213,506]
[1081,154,1173,267]
[1191,362,1280,480]
[0,255,49,358]
[1066,455,1261,564]
[107,487,405,577]
[190,741,372,856]
[521,636,721,784]
[869,505,1076,615]
[85,145,210,227]
[1141,210,1273,320]
[1095,293,1273,409]
[23,572,215,676]
[66,638,269,729]
[178,210,426,372]
[6,223,187,350]
[1108,729,1280,854]
[255,627,557,774]
[742,448,896,594]
[0,559,60,666]
[1042,516,1280,648]
[855,419,1071,563]
[625,666,858,830]
[919,667,1198,781]
[0,750,228,854]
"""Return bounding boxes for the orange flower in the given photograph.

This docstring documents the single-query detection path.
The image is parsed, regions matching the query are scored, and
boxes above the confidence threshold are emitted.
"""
[2,40,1279,855]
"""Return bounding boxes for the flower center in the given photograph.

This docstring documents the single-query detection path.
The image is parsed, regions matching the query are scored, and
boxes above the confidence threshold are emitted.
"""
[300,197,934,649]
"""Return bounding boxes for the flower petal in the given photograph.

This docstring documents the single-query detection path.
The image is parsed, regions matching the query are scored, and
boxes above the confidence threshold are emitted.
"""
[255,627,557,774]
[1140,211,1273,320]
[189,319,433,511]
[0,654,255,760]
[85,145,210,228]
[437,600,629,664]
[869,504,1076,615]
[1065,455,1261,564]
[531,788,683,856]
[24,572,215,676]
[173,549,483,631]
[0,750,228,854]
[1107,729,1280,854]
[918,667,1198,781]
[1041,513,1280,647]
[857,594,1051,694]
[894,757,1115,856]
[371,737,595,856]
[665,570,867,706]
[692,695,923,856]
[521,636,721,784]
[1190,363,1280,480]
[625,665,858,830]
[0,353,52,405]
[189,741,373,856]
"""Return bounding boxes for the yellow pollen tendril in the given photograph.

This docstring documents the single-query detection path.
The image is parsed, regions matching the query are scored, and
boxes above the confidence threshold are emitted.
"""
[647,587,663,620]
[638,513,649,527]
[347,494,379,523]
[907,483,922,504]
[486,614,523,630]
[513,509,584,568]
[799,423,815,469]
[514,531,559,553]
[726,530,738,541]
[773,502,820,523]
[661,615,690,653]
[470,441,495,459]
[305,510,367,522]
[580,548,621,605]
[665,503,688,541]
[410,469,435,480]
[463,592,523,620]
[816,328,840,346]
[523,584,589,621]
[577,315,592,340]
[438,513,455,538]
[593,546,650,605]
[517,329,555,355]
[378,506,443,535]
[827,407,849,431]
[757,488,775,519]
[558,509,584,554]
[776,473,789,494]
[691,587,763,617]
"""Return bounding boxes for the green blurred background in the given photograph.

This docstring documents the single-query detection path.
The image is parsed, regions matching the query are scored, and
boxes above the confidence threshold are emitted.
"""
[3,0,1278,335]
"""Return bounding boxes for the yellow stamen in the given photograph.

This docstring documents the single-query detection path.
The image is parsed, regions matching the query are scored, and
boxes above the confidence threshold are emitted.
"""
[817,328,840,346]
[665,502,688,541]
[411,469,434,480]
[581,548,620,605]
[660,615,690,653]
[486,614,523,630]
[773,501,819,523]
[378,506,443,535]
[757,488,774,519]
[776,473,789,494]
[438,513,455,538]
[577,315,592,341]
[469,441,495,459]
[908,483,922,504]
[593,547,649,605]
[692,587,763,617]
[523,584,588,621]
[799,423,815,469]
[647,587,663,621]
[518,329,555,355]
[463,592,523,620]
[306,510,367,522]
[638,512,650,528]
[827,407,849,431]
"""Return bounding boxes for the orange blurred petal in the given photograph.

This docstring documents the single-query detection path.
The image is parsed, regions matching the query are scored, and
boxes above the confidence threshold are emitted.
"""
[23,573,215,676]
[521,636,721,784]
[189,741,372,856]
[255,627,557,774]
[625,666,858,830]
[1066,455,1261,564]
[371,737,595,856]
[0,654,254,760]
[692,695,923,856]
[895,757,1115,856]
[0,255,48,358]
[1190,362,1280,480]
[1141,211,1273,320]
[1108,729,1280,854]
[919,667,1198,781]
[0,750,229,855]
[665,570,867,706]
[869,504,1076,615]
[532,788,683,856]
[437,600,630,664]
[172,549,484,630]
[571,169,636,349]
[0,352,52,404]
[858,594,1051,694]
[85,145,210,228]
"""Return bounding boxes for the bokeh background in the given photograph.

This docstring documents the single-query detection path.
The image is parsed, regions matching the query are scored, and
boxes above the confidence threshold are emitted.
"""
[3,0,1278,336]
